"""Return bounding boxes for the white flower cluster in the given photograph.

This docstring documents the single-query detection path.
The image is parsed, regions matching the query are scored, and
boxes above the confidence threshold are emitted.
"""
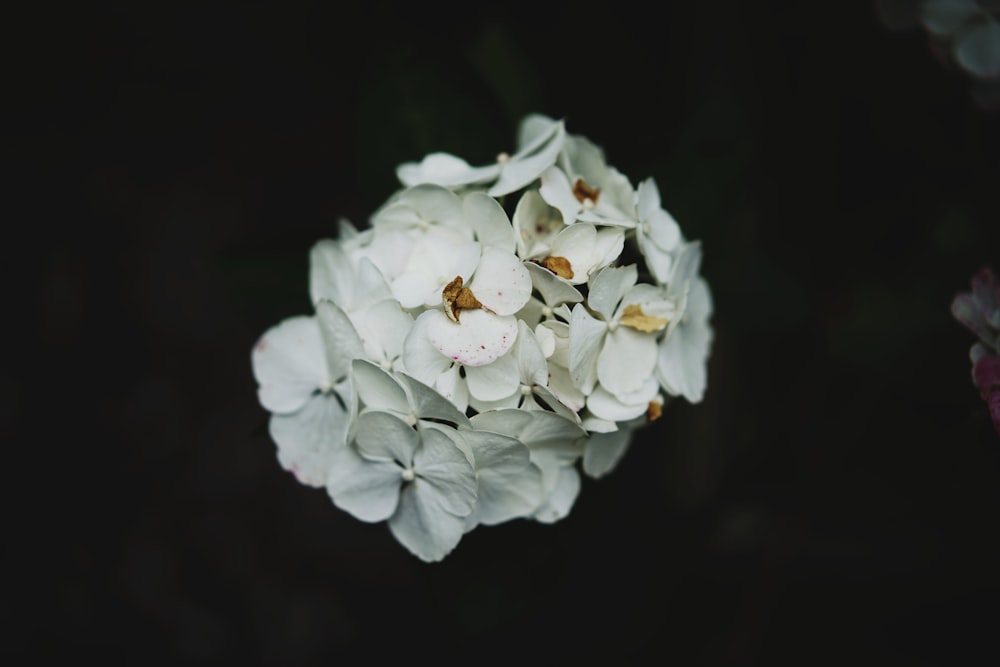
[251,113,713,562]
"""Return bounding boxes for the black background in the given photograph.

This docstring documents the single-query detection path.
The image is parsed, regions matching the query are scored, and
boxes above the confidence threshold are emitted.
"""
[10,1,1000,664]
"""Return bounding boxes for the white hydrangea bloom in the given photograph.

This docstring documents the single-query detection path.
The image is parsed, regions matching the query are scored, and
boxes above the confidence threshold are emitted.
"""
[251,112,715,560]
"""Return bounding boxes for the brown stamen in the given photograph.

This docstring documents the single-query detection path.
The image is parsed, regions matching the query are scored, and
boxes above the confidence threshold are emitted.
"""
[572,178,600,205]
[442,276,485,323]
[646,401,662,422]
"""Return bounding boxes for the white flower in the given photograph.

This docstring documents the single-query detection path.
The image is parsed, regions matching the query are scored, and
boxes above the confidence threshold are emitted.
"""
[251,110,714,561]
[251,300,363,487]
[326,411,477,563]
[569,265,672,393]
[538,132,638,228]
[401,246,533,410]
[634,177,683,284]
[657,275,714,403]
[396,114,567,197]
[470,408,586,523]
[431,424,545,530]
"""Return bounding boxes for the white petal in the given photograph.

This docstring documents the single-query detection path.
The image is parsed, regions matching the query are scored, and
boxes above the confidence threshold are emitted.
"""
[581,415,618,433]
[568,304,607,395]
[396,152,499,188]
[636,177,662,220]
[355,411,419,465]
[469,247,532,316]
[401,310,454,386]
[398,371,471,428]
[530,452,580,524]
[489,119,566,197]
[657,323,711,403]
[252,316,328,414]
[512,189,563,260]
[464,191,516,253]
[426,308,518,367]
[325,443,401,523]
[391,269,440,310]
[377,184,468,237]
[525,261,584,308]
[517,113,560,151]
[389,483,468,563]
[464,353,520,402]
[412,425,478,517]
[544,364,587,414]
[511,320,548,386]
[687,276,714,324]
[597,326,658,397]
[308,239,353,307]
[586,383,654,422]
[549,222,598,285]
[356,298,414,363]
[315,300,364,381]
[269,391,350,488]
[538,165,582,227]
[432,363,470,416]
[460,429,542,526]
[351,358,410,415]
[592,227,626,273]
[582,427,633,479]
[512,409,584,458]
[587,264,638,321]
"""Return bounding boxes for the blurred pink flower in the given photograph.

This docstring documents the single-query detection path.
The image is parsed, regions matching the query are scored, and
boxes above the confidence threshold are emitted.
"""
[952,266,1000,436]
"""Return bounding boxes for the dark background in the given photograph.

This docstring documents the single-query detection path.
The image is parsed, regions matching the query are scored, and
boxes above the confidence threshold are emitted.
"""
[10,1,1000,664]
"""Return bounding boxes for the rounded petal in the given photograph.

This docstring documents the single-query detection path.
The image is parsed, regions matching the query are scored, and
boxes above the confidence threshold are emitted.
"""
[402,310,454,386]
[512,188,564,259]
[269,391,351,488]
[568,304,607,395]
[316,300,365,381]
[389,483,469,563]
[325,443,402,523]
[549,222,598,285]
[588,264,638,321]
[309,239,353,307]
[582,427,633,479]
[525,261,584,308]
[464,353,520,402]
[597,327,658,397]
[355,411,419,465]
[426,308,519,367]
[459,429,542,526]
[252,316,328,414]
[464,191,516,253]
[530,452,581,524]
[396,152,499,188]
[356,299,414,363]
[412,426,478,517]
[657,322,712,404]
[469,247,532,316]
[351,358,410,415]
[397,371,471,428]
[538,165,582,227]
[586,381,657,422]
[489,120,566,197]
[513,320,550,387]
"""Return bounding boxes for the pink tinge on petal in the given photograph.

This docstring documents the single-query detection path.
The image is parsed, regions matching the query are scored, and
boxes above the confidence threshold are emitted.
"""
[987,390,1000,438]
[973,353,1000,398]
